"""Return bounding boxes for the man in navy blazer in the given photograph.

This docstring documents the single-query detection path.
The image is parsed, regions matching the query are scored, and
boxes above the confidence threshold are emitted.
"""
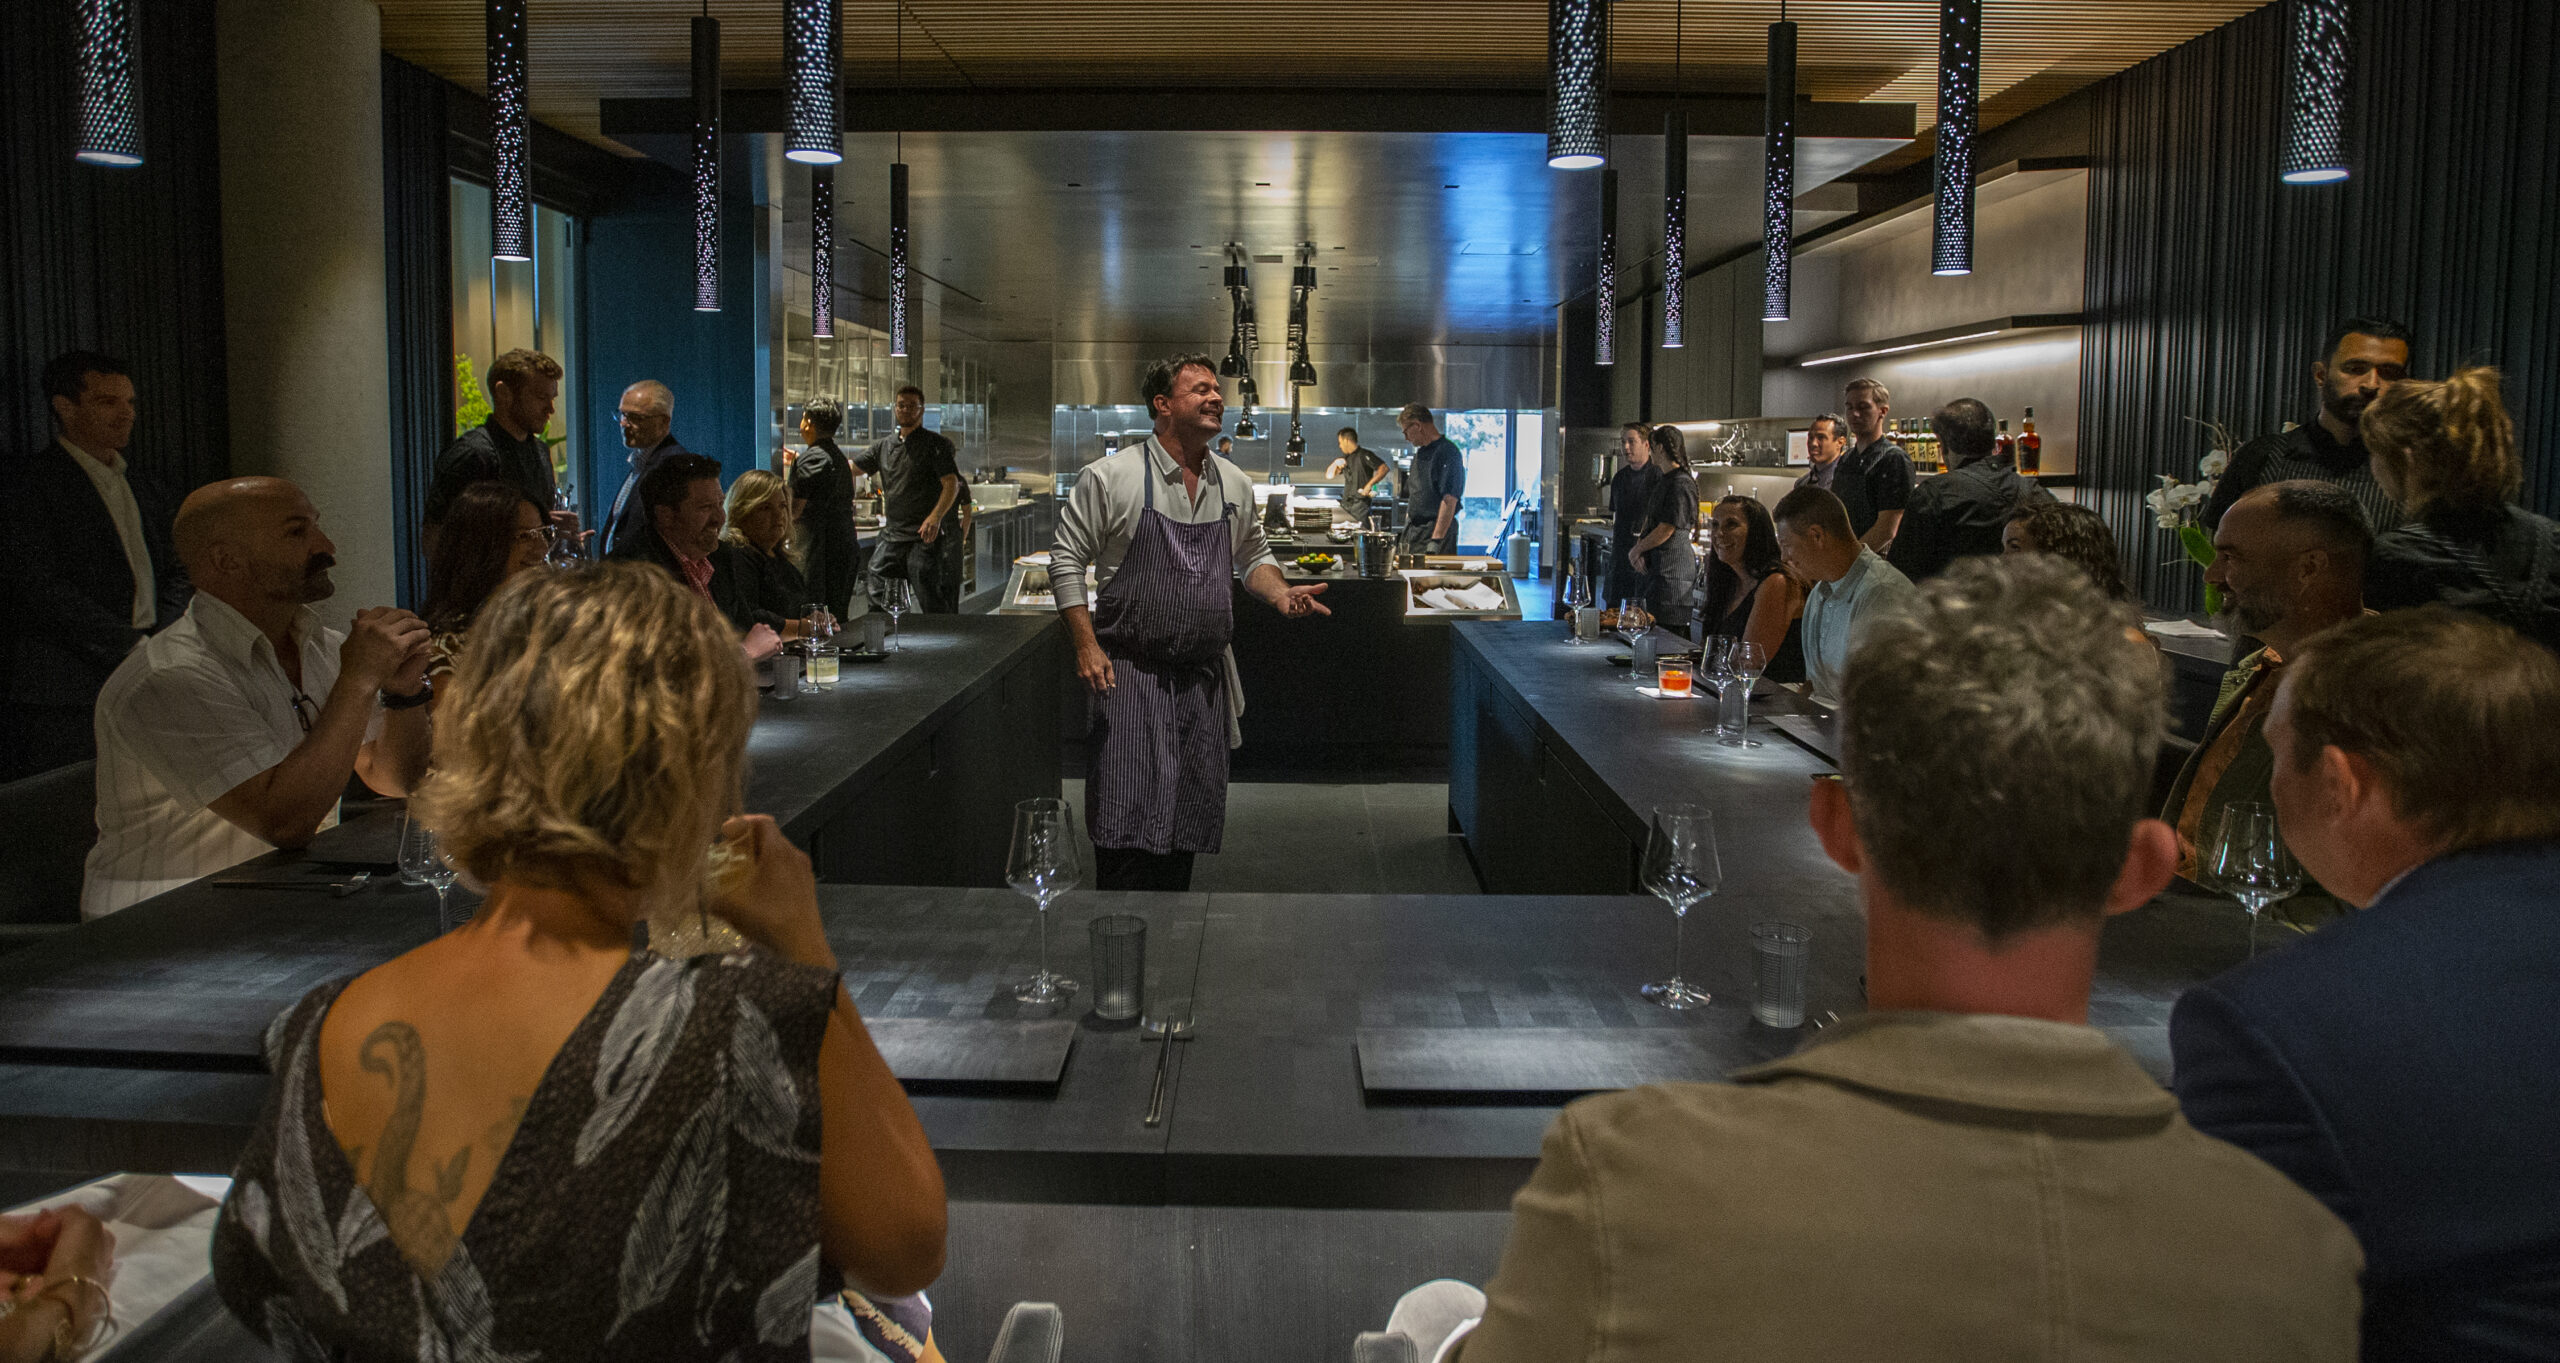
[0,352,192,780]
[2172,607,2560,1362]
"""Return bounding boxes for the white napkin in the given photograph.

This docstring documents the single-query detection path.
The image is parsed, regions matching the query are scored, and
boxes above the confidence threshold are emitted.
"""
[1419,583,1505,611]
[1635,687,1700,700]
[11,1173,230,1358]
[2143,618,2227,640]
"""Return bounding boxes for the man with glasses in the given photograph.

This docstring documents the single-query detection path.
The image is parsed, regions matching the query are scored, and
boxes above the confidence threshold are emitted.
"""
[1397,404,1463,556]
[601,380,693,557]
[84,477,434,917]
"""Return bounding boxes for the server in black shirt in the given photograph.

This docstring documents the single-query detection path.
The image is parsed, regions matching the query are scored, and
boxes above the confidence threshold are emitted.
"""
[1631,425,1702,631]
[1831,377,1915,551]
[424,348,560,542]
[1887,398,2055,583]
[2201,316,2411,535]
[1604,421,1656,606]
[1326,426,1392,526]
[787,399,862,619]
[858,384,964,613]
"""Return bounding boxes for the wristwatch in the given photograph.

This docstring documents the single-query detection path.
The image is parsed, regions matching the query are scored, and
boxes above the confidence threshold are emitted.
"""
[380,679,435,710]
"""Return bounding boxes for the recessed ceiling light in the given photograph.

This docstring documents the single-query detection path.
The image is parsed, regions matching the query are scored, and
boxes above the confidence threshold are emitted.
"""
[1444,183,1459,189]
[1066,181,1081,187]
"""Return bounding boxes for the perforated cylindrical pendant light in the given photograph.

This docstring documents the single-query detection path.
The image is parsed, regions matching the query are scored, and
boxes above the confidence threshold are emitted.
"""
[74,0,142,167]
[1546,0,1608,170]
[1931,0,1980,277]
[1595,168,1618,368]
[889,161,910,358]
[1661,110,1686,350]
[784,0,841,165]
[690,15,721,312]
[811,167,834,339]
[1763,19,1797,321]
[2282,0,2351,183]
[487,0,532,261]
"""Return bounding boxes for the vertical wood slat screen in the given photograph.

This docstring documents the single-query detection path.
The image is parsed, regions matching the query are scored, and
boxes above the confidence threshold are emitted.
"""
[381,55,454,611]
[1,0,228,496]
[2081,0,2560,610]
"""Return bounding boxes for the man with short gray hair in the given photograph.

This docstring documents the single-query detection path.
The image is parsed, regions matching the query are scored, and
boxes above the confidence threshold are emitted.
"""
[601,379,691,557]
[1439,556,2362,1363]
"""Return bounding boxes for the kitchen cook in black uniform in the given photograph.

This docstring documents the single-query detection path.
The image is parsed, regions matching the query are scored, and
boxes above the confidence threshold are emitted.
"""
[1326,426,1392,527]
[787,399,863,620]
[1605,421,1657,606]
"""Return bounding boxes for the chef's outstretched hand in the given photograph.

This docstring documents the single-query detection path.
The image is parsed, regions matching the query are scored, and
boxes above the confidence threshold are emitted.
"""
[1278,582,1332,618]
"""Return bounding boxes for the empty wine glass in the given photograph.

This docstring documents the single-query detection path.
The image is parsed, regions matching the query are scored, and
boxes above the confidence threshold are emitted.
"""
[2209,801,2302,956]
[1699,635,1737,700]
[1006,797,1083,1005]
[398,814,466,932]
[882,579,916,652]
[1562,563,1593,644]
[1718,640,1767,747]
[1639,804,1722,1009]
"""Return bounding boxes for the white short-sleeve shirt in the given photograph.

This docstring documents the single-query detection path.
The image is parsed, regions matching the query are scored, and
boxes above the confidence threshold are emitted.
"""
[83,593,351,917]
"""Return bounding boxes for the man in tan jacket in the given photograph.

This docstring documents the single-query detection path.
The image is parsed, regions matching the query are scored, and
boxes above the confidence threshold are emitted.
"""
[1439,556,2362,1363]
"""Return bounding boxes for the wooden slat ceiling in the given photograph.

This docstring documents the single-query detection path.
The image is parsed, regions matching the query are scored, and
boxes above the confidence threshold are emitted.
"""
[379,1,2267,155]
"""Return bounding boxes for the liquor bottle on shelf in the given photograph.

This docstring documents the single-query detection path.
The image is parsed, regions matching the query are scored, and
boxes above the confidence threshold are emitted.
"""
[2018,406,2042,475]
[1996,420,2014,465]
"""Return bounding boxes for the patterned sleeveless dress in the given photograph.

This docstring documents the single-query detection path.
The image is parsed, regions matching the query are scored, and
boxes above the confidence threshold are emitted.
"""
[209,948,840,1362]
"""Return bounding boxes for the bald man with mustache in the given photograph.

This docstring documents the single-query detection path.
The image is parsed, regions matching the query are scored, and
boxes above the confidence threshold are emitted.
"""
[83,477,435,916]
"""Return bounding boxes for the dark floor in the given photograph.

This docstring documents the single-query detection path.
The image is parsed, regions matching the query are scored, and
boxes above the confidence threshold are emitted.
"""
[1060,781,1482,895]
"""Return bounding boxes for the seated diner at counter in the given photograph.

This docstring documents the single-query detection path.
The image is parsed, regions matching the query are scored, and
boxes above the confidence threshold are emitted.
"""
[721,468,827,639]
[2172,607,2560,1363]
[1412,557,2359,1363]
[2002,500,2133,600]
[1699,493,1805,683]
[1885,396,2054,583]
[1771,486,1915,708]
[2358,367,2560,651]
[83,476,433,918]
[419,478,551,690]
[210,563,947,1358]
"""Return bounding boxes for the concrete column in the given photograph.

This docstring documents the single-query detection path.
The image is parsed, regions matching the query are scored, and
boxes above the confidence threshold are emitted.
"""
[215,0,395,631]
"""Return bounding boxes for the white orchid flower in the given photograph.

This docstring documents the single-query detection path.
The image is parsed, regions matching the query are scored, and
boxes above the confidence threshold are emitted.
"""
[2200,450,2231,478]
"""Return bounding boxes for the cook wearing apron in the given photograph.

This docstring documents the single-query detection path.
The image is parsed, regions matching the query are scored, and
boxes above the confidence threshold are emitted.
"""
[1054,358,1332,893]
[788,405,863,620]
[1631,429,1702,634]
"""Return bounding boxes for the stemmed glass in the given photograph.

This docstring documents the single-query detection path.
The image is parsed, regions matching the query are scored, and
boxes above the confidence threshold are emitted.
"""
[1638,804,1722,1009]
[1005,797,1083,1005]
[2209,801,2301,956]
[397,812,466,932]
[882,579,916,652]
[1718,640,1767,747]
[1562,563,1592,644]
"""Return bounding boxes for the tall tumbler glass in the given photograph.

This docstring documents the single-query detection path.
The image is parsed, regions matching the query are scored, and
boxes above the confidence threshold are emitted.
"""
[1750,921,1811,1027]
[1087,914,1146,1021]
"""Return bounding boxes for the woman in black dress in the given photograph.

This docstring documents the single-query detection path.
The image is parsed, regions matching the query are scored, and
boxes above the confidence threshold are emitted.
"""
[2361,367,2560,651]
[210,564,946,1361]
[1699,495,1806,682]
[720,469,822,638]
[1629,425,1702,632]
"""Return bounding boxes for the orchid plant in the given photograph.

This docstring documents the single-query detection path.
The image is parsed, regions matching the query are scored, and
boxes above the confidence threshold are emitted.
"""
[2146,419,2237,615]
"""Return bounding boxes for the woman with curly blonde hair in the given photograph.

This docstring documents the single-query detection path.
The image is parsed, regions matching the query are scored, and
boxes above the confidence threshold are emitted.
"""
[2361,367,2560,650]
[210,563,944,1359]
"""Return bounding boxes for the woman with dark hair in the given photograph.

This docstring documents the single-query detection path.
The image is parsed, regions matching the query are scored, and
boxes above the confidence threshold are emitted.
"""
[1629,425,1702,632]
[420,479,549,681]
[1700,496,1806,682]
[2002,501,2133,601]
[2360,367,2560,650]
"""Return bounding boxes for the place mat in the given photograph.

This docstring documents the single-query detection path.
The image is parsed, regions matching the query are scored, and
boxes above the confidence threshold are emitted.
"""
[303,806,403,867]
[1355,1027,1725,1096]
[1769,714,1841,765]
[868,1017,1077,1088]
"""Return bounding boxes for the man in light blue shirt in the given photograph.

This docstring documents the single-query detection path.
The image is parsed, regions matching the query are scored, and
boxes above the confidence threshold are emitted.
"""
[1775,486,1917,707]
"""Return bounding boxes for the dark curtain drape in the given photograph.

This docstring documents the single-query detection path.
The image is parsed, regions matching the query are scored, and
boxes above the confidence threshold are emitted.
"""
[382,55,455,611]
[1,0,228,494]
[2082,0,2560,608]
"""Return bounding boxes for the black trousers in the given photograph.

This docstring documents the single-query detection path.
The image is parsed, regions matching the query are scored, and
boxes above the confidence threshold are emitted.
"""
[870,535,960,614]
[1093,846,1197,893]
[799,510,864,620]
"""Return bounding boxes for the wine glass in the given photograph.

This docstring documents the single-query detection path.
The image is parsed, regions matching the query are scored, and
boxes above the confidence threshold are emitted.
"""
[1638,804,1721,1009]
[2209,801,2302,956]
[1562,563,1592,644]
[1718,640,1767,747]
[1699,636,1736,703]
[882,579,916,652]
[398,814,466,932]
[1005,797,1083,1005]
